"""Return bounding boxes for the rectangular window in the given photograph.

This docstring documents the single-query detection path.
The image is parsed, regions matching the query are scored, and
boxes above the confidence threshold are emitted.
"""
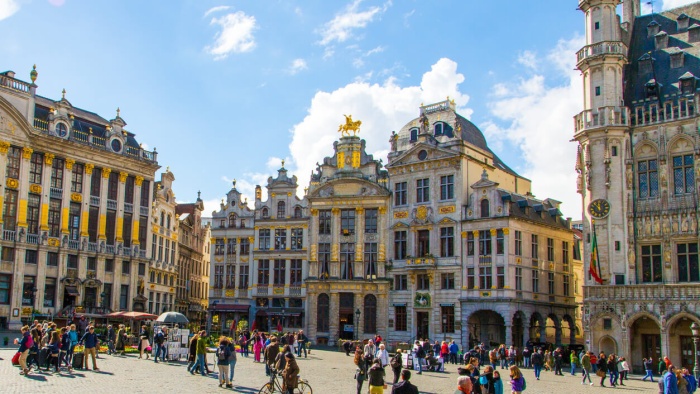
[467,268,475,289]
[547,238,554,262]
[105,258,114,273]
[6,147,21,179]
[441,273,455,290]
[106,210,116,245]
[394,182,407,206]
[29,152,43,184]
[479,230,491,256]
[594,21,600,29]
[562,241,570,268]
[67,254,78,269]
[515,230,522,256]
[273,259,285,285]
[364,208,378,234]
[441,306,455,333]
[88,206,99,242]
[394,274,407,290]
[227,238,237,254]
[123,175,134,204]
[395,306,407,331]
[531,234,539,260]
[140,180,150,207]
[364,242,377,279]
[259,229,270,250]
[467,232,474,256]
[394,231,407,260]
[563,275,570,296]
[240,238,250,255]
[27,194,40,235]
[497,266,505,289]
[69,202,80,241]
[239,265,249,289]
[3,189,18,231]
[416,178,430,203]
[677,243,699,282]
[479,267,492,289]
[595,86,601,96]
[107,172,118,201]
[532,270,540,293]
[440,227,454,257]
[0,274,10,304]
[51,158,64,189]
[496,229,504,255]
[318,210,332,235]
[226,265,235,288]
[87,257,97,271]
[318,243,330,278]
[340,209,355,235]
[22,276,35,306]
[611,146,618,156]
[138,262,146,276]
[340,243,355,280]
[515,267,523,290]
[47,252,58,267]
[90,168,101,197]
[1,247,14,263]
[417,230,430,256]
[257,259,270,285]
[119,285,129,310]
[48,198,61,237]
[637,160,659,198]
[548,272,555,294]
[71,163,84,193]
[440,175,454,200]
[25,250,37,265]
[43,277,56,307]
[122,260,130,275]
[417,273,430,290]
[274,229,286,250]
[673,154,695,195]
[641,244,662,283]
[291,228,303,250]
[290,259,302,286]
[102,283,112,309]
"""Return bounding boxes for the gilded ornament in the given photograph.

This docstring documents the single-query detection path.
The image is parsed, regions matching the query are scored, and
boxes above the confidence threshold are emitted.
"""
[461,231,467,238]
[310,208,318,216]
[44,153,54,165]
[331,208,340,215]
[119,171,128,182]
[71,193,82,202]
[472,230,479,236]
[502,228,509,235]
[393,211,408,219]
[416,205,428,221]
[102,168,112,178]
[0,141,9,155]
[438,206,456,214]
[65,158,75,170]
[22,147,33,160]
[378,207,387,215]
[490,229,497,236]
[135,176,144,186]
[287,192,292,196]
[48,238,60,247]
[355,207,364,214]
[6,178,18,189]
[338,114,361,136]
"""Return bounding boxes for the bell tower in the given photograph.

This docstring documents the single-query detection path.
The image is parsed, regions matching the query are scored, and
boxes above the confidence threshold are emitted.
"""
[574,0,630,285]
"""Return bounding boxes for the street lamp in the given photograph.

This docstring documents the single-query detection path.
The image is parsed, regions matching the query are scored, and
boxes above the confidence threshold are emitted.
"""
[30,287,37,323]
[691,322,699,380]
[100,292,106,309]
[354,308,361,341]
[442,316,447,342]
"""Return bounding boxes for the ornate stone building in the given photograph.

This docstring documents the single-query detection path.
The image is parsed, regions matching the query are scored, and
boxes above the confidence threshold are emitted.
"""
[385,100,580,349]
[149,170,178,315]
[251,164,309,332]
[306,132,391,345]
[175,195,210,325]
[208,182,255,334]
[0,66,159,329]
[574,0,700,371]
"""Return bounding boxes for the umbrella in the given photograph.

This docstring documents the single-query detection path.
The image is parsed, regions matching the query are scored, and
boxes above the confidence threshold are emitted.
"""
[121,311,158,320]
[156,311,189,325]
[104,311,125,318]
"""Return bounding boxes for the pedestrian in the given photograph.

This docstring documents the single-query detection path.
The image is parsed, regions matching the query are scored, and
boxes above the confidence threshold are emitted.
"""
[663,365,678,394]
[16,325,32,376]
[26,328,40,371]
[590,352,598,373]
[297,330,308,358]
[413,340,425,374]
[364,339,377,362]
[264,336,279,376]
[106,324,116,355]
[392,369,419,394]
[618,356,630,386]
[607,354,619,387]
[498,344,507,369]
[660,357,669,375]
[67,324,78,363]
[643,357,656,382]
[508,365,525,394]
[553,347,563,375]
[138,324,150,359]
[376,343,390,368]
[544,350,552,371]
[678,369,690,394]
[522,347,531,369]
[449,341,459,365]
[115,324,126,356]
[455,375,473,394]
[493,370,504,394]
[80,325,99,371]
[683,368,697,394]
[569,350,578,376]
[59,327,71,370]
[390,349,403,384]
[281,352,299,394]
[368,358,386,394]
[580,351,593,385]
[480,365,496,394]
[355,347,368,394]
[531,348,543,380]
[216,336,232,388]
[343,340,354,356]
[596,352,607,387]
[226,335,237,384]
[253,333,264,363]
[153,328,165,363]
[47,331,61,373]
[193,331,208,376]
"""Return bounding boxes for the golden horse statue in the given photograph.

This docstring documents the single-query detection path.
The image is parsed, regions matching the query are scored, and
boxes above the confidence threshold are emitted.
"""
[338,115,361,136]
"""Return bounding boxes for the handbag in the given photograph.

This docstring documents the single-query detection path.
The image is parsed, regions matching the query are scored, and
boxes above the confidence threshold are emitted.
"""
[11,351,20,365]
[596,370,606,377]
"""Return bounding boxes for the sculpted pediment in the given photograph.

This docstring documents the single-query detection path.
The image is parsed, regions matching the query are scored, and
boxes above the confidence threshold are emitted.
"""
[310,179,388,198]
[386,142,460,169]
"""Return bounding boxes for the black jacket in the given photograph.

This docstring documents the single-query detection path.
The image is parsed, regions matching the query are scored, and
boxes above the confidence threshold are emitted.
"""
[368,363,385,386]
[391,380,419,394]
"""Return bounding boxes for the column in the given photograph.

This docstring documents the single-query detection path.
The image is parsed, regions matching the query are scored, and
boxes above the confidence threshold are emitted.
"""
[17,147,33,229]
[0,142,9,227]
[285,259,291,289]
[285,225,291,251]
[115,171,127,243]
[329,292,339,346]
[98,168,111,240]
[354,207,363,279]
[131,176,143,247]
[309,210,318,278]
[505,324,513,346]
[331,208,340,277]
[490,229,497,288]
[554,320,562,344]
[39,153,53,234]
[539,322,546,342]
[80,163,94,239]
[660,328,671,361]
[377,207,387,277]
[502,228,510,285]
[60,158,74,236]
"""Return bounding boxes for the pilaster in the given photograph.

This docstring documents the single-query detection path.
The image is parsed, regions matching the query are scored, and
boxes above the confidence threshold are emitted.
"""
[132,176,143,245]
[115,171,127,243]
[98,168,110,240]
[17,147,33,228]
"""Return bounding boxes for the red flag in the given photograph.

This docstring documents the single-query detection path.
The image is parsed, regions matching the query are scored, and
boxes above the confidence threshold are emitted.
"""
[589,223,604,284]
[229,319,236,334]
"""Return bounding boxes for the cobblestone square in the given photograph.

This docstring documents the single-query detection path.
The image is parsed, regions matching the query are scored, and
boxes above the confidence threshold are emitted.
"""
[1,348,660,394]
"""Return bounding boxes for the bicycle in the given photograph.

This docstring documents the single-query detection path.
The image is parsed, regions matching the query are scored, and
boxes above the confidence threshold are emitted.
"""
[258,370,313,394]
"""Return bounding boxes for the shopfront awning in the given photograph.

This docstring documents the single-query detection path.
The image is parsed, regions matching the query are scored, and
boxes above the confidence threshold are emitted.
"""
[65,286,80,296]
[209,304,250,312]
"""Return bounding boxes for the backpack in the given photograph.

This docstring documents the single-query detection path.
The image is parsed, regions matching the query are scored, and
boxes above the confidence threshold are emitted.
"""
[522,376,527,391]
[218,347,228,362]
[390,354,401,369]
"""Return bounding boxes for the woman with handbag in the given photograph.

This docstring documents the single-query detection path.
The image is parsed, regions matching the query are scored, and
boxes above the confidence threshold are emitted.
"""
[596,353,607,387]
[138,325,150,359]
[115,324,126,356]
[354,347,368,394]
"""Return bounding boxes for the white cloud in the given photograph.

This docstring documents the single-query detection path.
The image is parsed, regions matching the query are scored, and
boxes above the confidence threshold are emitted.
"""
[204,5,231,17]
[287,58,308,75]
[403,9,415,27]
[0,0,19,20]
[318,0,389,46]
[287,58,471,193]
[517,50,538,71]
[662,0,697,10]
[294,7,303,17]
[205,10,257,60]
[481,35,584,219]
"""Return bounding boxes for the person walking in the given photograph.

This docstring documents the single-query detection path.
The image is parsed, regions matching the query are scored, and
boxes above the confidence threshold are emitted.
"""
[531,348,543,380]
[138,324,150,360]
[67,324,78,363]
[392,369,419,394]
[508,365,525,394]
[296,330,308,358]
[590,352,598,373]
[553,347,564,376]
[16,325,32,376]
[194,331,208,376]
[663,365,678,394]
[58,327,71,370]
[581,351,593,385]
[253,333,264,363]
[607,354,619,387]
[449,341,459,365]
[376,343,390,368]
[413,340,425,374]
[216,336,232,388]
[226,336,237,384]
[643,357,656,382]
[544,350,552,372]
[355,347,368,394]
[47,331,61,373]
[186,332,200,374]
[80,325,99,371]
[618,356,630,386]
[522,347,531,369]
[153,328,166,363]
[281,352,299,394]
[115,324,126,356]
[596,352,607,387]
[570,350,578,376]
[498,344,507,370]
[390,349,403,384]
[106,324,115,355]
[264,336,279,376]
[368,358,386,394]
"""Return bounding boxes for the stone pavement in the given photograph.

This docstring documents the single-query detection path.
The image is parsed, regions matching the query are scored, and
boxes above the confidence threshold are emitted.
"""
[0,347,659,393]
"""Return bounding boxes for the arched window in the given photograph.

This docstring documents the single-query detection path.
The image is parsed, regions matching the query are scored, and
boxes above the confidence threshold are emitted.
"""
[277,201,286,218]
[229,214,237,228]
[160,211,165,226]
[364,294,377,334]
[481,199,490,218]
[294,206,302,218]
[317,293,330,332]
[167,214,171,230]
[150,270,155,283]
[261,207,269,218]
[434,122,443,136]
[240,220,246,228]
[410,128,418,142]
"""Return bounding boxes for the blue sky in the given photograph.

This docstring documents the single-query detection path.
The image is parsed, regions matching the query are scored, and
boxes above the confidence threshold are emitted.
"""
[1,0,693,218]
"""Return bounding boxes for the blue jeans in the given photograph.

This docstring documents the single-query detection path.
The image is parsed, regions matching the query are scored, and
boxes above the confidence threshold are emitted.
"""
[609,371,618,385]
[642,369,654,382]
[534,364,542,379]
[570,364,576,375]
[297,342,307,357]
[499,359,506,369]
[197,354,207,375]
[155,344,165,361]
[228,359,236,381]
[416,356,422,373]
[524,357,530,368]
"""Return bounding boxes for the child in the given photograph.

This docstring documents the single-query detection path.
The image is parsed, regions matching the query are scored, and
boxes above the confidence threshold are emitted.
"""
[47,331,61,373]
[493,370,504,394]
[509,365,525,394]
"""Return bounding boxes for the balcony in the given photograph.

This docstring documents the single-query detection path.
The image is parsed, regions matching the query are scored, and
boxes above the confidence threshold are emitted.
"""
[478,255,492,265]
[255,285,269,296]
[3,230,15,241]
[88,242,98,252]
[406,257,436,267]
[26,234,39,244]
[140,206,149,216]
[107,199,117,210]
[68,240,80,250]
[585,283,700,301]
[576,41,627,65]
[289,286,302,296]
[90,196,100,207]
[50,187,62,199]
[0,73,32,94]
[105,245,115,254]
[574,106,630,133]
[124,203,133,214]
[139,250,146,258]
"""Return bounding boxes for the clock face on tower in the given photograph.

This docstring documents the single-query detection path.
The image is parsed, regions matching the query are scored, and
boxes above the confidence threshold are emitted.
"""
[588,199,611,219]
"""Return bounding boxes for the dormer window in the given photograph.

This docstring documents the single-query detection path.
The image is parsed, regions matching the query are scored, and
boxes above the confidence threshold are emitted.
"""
[277,201,286,218]
[677,13,690,31]
[294,206,302,218]
[654,31,668,50]
[689,24,700,43]
[638,53,654,75]
[262,207,269,218]
[645,79,659,100]
[670,50,685,69]
[55,122,68,138]
[647,20,660,37]
[409,127,419,142]
[480,199,490,218]
[680,73,696,95]
[228,214,237,228]
[434,123,443,136]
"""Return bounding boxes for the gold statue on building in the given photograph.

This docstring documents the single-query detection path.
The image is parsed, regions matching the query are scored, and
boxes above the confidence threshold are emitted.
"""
[338,115,361,136]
